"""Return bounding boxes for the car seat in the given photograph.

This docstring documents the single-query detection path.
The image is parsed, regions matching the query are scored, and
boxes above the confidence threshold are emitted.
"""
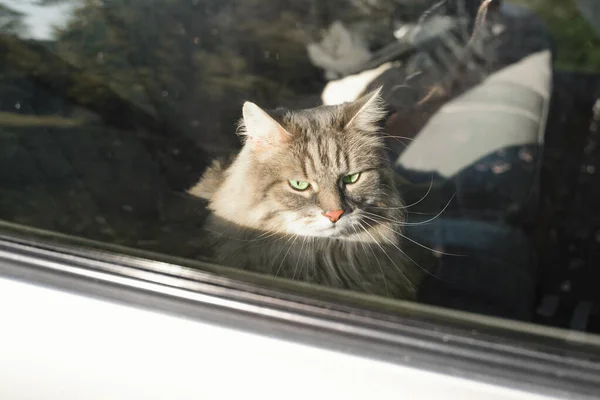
[315,1,552,320]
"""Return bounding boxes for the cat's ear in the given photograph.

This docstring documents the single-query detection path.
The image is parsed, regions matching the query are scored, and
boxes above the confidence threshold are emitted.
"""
[240,102,291,157]
[343,87,386,132]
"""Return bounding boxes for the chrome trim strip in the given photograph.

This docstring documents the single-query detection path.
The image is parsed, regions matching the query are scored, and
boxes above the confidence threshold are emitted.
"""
[0,235,598,399]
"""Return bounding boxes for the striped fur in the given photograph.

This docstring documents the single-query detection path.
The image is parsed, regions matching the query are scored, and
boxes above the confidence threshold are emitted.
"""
[189,90,424,298]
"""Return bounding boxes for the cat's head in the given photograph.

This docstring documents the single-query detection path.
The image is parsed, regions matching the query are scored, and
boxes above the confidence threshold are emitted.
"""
[215,89,404,241]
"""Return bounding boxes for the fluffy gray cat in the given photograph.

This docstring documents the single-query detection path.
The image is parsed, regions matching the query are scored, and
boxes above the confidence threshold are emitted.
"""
[189,89,425,299]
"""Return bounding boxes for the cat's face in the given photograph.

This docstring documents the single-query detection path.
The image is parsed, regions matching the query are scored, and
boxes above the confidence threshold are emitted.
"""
[234,89,404,241]
[254,125,399,239]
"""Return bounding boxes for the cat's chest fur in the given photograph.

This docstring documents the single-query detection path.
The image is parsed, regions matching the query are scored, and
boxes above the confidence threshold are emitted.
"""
[202,214,422,299]
[189,157,422,299]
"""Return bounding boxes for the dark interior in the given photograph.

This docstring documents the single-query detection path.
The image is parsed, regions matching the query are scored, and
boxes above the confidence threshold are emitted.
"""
[0,0,599,333]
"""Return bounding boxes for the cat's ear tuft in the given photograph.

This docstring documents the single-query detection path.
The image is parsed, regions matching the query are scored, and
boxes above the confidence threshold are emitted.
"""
[343,87,387,132]
[240,102,291,155]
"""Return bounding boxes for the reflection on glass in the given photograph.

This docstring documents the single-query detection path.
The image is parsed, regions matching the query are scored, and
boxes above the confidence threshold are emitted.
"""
[0,0,599,335]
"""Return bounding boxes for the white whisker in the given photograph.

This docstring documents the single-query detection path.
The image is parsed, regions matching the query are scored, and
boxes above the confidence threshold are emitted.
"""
[360,214,464,257]
[274,234,298,276]
[351,223,388,295]
[302,237,315,280]
[370,174,435,210]
[396,193,455,225]
[380,134,416,142]
[363,193,455,226]
[292,236,308,280]
[356,220,416,290]
[359,218,439,280]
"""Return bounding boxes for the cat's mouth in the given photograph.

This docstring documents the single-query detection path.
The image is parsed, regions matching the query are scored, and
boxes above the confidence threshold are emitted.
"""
[322,225,345,237]
[283,210,373,239]
[303,217,364,239]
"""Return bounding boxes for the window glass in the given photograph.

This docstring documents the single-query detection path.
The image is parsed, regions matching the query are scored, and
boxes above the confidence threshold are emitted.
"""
[1,0,600,335]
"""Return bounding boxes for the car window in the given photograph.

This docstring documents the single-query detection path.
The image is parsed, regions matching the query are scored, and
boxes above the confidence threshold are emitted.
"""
[1,0,600,343]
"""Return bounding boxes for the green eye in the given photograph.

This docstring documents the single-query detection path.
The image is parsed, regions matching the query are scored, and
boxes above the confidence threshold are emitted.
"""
[342,172,361,184]
[289,180,310,191]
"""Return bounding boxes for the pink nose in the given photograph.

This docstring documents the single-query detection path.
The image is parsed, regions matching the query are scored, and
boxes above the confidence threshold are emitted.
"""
[322,209,344,223]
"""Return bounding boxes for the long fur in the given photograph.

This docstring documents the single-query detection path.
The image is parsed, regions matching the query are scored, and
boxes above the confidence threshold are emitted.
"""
[188,91,424,298]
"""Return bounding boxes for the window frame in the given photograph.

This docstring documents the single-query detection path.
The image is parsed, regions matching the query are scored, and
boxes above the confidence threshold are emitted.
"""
[0,232,599,399]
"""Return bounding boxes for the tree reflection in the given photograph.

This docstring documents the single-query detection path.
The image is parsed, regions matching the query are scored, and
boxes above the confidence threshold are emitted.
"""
[0,0,401,251]
[0,3,27,36]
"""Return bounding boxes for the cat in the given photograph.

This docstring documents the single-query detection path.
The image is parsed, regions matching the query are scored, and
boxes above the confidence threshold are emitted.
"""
[188,89,426,299]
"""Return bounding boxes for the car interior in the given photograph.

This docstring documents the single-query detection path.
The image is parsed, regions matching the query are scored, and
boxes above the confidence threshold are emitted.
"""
[0,0,600,336]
